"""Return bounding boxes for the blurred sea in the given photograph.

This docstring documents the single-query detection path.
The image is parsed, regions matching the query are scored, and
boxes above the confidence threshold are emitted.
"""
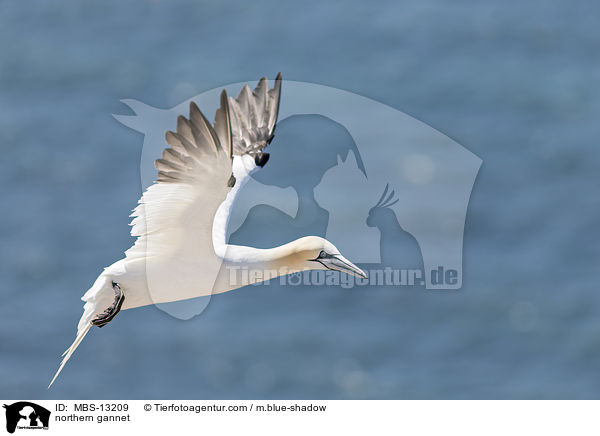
[0,0,599,399]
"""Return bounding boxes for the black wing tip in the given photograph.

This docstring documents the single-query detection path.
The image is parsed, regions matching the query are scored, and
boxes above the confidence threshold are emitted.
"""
[254,152,270,168]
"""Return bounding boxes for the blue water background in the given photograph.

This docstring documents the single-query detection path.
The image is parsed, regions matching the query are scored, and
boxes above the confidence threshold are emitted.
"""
[0,0,599,398]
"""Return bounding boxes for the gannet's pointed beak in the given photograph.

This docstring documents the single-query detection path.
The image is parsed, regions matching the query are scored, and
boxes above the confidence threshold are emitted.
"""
[324,254,368,279]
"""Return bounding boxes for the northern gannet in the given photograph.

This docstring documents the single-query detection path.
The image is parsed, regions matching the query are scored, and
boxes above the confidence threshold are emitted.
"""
[49,74,366,387]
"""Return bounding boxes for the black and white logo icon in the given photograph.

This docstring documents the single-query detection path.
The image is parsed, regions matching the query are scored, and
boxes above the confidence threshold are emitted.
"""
[3,402,50,434]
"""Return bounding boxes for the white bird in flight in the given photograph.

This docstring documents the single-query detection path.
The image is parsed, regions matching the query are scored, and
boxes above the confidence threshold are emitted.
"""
[49,73,367,387]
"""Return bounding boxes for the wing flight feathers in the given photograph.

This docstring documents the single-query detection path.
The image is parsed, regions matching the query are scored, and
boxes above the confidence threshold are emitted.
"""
[227,72,283,156]
[158,97,232,184]
[214,90,233,160]
[129,74,282,252]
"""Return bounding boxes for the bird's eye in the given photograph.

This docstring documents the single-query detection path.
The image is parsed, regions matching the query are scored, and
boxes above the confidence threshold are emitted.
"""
[318,250,327,258]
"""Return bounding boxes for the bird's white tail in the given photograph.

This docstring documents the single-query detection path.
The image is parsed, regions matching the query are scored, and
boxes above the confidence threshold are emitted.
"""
[48,274,115,388]
[48,322,92,388]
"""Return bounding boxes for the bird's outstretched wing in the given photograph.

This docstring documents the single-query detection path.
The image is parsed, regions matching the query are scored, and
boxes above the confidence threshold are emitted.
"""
[49,75,283,388]
[228,72,282,159]
[123,74,282,305]
[125,90,233,264]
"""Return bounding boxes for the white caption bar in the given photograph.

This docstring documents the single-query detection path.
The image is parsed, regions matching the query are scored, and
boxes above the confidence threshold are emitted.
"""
[1,400,598,436]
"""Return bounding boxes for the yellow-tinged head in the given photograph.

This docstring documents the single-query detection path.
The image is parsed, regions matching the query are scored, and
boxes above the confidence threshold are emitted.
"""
[277,236,367,279]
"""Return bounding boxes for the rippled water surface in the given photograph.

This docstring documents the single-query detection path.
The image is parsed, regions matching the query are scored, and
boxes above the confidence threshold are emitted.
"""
[0,0,598,398]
